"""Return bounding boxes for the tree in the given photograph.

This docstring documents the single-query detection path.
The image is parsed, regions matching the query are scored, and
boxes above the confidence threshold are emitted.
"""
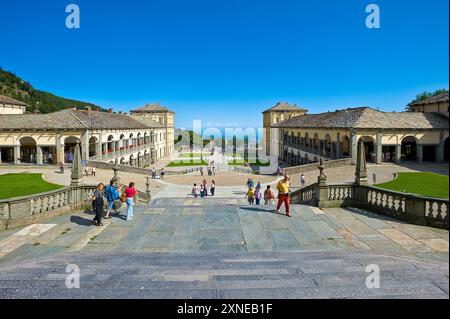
[406,89,449,111]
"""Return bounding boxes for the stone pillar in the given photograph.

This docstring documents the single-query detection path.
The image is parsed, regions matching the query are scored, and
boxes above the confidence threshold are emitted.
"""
[330,143,335,159]
[438,130,445,162]
[317,159,329,208]
[336,133,341,159]
[376,132,382,164]
[56,133,65,164]
[81,130,89,161]
[36,146,43,165]
[97,142,102,160]
[71,142,83,186]
[14,145,20,164]
[395,144,402,162]
[355,140,368,186]
[417,144,423,163]
[111,140,116,160]
[350,132,358,165]
[322,140,326,157]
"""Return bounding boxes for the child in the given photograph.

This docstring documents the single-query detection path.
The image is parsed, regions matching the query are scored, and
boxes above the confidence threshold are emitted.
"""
[192,183,199,198]
[200,184,205,198]
[246,187,255,205]
[255,187,262,205]
[264,185,275,205]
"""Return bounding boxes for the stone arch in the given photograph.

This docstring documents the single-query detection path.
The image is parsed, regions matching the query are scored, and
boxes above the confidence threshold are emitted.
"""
[342,136,350,156]
[358,136,376,162]
[64,136,81,163]
[401,136,418,161]
[19,136,37,163]
[88,136,98,158]
[304,132,309,147]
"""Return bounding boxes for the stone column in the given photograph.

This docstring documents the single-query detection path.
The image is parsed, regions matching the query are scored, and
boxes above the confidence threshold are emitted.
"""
[336,133,341,159]
[71,142,83,186]
[330,143,335,159]
[417,144,423,163]
[355,140,368,186]
[56,133,65,164]
[14,145,20,164]
[376,132,382,164]
[322,140,327,157]
[81,130,89,161]
[437,130,445,162]
[395,144,402,162]
[350,132,358,164]
[111,140,116,160]
[97,142,102,160]
[36,146,43,165]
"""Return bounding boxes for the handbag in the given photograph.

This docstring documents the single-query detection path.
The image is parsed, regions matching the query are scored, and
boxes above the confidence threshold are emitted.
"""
[113,199,122,210]
[120,194,126,203]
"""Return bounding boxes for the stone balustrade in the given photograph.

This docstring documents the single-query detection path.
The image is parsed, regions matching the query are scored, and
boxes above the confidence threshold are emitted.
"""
[283,158,352,176]
[292,183,449,229]
[0,185,97,230]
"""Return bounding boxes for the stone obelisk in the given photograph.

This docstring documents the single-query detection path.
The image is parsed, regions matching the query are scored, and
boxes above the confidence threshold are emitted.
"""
[355,139,368,186]
[71,141,83,186]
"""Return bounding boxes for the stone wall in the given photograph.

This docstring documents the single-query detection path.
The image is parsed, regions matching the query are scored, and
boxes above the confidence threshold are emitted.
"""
[0,185,97,230]
[283,158,352,175]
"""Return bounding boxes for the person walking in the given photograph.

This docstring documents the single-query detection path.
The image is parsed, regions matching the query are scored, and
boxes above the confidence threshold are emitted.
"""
[92,167,96,176]
[91,183,105,226]
[264,185,275,205]
[210,180,216,196]
[192,183,199,198]
[85,166,90,176]
[200,184,205,198]
[125,182,138,221]
[255,187,262,205]
[59,162,64,174]
[200,167,204,176]
[104,180,120,219]
[151,167,156,179]
[246,187,255,205]
[160,168,165,180]
[203,180,209,197]
[256,181,262,190]
[300,174,305,188]
[276,175,291,217]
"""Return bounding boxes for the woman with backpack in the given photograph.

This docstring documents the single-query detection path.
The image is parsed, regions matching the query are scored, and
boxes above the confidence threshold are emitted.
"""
[92,183,105,226]
[104,180,120,219]
[264,185,275,205]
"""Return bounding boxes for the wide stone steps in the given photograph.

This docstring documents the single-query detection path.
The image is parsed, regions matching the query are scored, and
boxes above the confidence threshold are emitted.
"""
[0,251,448,299]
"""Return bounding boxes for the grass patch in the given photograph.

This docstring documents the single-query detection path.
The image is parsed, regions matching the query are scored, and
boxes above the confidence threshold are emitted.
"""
[167,160,209,167]
[0,173,63,199]
[178,153,210,158]
[228,158,271,167]
[375,172,449,199]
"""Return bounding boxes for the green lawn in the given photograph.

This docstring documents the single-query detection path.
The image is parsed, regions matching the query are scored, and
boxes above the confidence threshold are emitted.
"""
[167,160,209,167]
[228,158,271,167]
[375,172,449,199]
[178,153,210,158]
[0,173,64,199]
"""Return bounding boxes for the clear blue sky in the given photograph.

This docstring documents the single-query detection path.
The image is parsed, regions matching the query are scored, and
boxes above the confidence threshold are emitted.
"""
[0,0,448,129]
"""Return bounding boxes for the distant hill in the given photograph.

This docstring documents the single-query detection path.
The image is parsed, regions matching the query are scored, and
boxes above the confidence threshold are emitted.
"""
[0,67,106,113]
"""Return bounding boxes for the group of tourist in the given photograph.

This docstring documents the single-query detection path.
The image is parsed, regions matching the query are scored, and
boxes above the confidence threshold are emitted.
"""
[200,163,216,176]
[245,176,291,217]
[90,180,138,226]
[151,167,165,179]
[84,166,96,176]
[192,180,216,198]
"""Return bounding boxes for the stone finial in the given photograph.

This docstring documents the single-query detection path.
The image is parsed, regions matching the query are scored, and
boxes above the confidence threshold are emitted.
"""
[317,158,327,186]
[70,141,83,186]
[355,139,368,186]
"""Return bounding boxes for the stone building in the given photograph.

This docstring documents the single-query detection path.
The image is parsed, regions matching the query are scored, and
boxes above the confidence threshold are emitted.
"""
[263,93,449,165]
[0,96,175,166]
[0,94,27,115]
[130,103,175,157]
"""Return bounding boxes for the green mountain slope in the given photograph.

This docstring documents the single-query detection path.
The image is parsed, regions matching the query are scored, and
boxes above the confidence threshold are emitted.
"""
[0,67,105,113]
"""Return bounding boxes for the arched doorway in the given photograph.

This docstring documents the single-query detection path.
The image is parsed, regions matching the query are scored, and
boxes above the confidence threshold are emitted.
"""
[89,137,97,158]
[342,136,350,157]
[444,137,450,162]
[313,134,319,151]
[359,136,376,162]
[401,136,418,161]
[64,136,80,163]
[19,137,37,163]
[107,135,114,155]
[304,133,309,147]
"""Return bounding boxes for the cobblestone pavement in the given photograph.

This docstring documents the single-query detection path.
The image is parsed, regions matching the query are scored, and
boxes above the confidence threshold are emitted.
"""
[0,198,448,298]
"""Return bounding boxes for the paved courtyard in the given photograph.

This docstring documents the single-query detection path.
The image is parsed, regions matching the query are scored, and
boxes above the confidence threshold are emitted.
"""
[0,197,448,298]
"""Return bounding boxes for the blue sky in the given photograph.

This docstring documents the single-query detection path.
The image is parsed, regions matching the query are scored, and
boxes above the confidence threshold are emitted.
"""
[0,0,448,129]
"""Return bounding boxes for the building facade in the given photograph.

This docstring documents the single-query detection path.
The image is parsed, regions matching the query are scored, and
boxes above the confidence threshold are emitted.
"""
[0,97,175,166]
[264,94,450,166]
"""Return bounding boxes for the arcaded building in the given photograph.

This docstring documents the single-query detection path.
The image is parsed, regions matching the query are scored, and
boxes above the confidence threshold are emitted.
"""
[0,95,175,166]
[263,93,449,165]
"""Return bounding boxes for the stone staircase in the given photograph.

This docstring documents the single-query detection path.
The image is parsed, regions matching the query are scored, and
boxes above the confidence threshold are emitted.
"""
[0,250,448,299]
